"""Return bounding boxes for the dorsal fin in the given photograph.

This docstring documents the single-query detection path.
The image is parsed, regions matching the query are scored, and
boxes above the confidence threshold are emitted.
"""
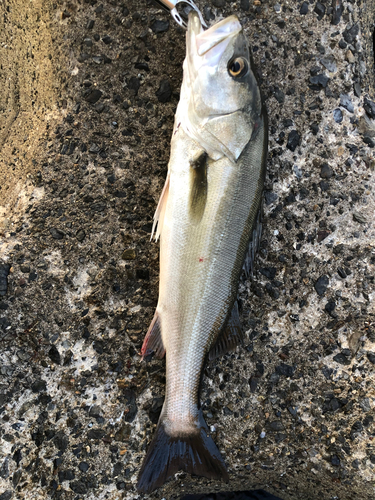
[151,173,170,241]
[141,311,165,359]
[209,301,243,361]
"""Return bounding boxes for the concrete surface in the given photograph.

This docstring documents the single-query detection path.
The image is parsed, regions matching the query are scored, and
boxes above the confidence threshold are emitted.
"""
[0,1,374,499]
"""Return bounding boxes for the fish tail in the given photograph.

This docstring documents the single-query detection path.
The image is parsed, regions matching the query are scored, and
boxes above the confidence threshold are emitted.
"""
[136,411,229,494]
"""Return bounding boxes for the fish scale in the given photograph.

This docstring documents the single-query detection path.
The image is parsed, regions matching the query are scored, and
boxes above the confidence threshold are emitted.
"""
[137,12,267,493]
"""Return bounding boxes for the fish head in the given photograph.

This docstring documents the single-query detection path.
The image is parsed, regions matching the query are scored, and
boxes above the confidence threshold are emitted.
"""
[179,13,263,162]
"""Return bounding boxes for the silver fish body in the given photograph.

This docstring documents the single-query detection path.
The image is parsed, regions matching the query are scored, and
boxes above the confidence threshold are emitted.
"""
[137,13,267,494]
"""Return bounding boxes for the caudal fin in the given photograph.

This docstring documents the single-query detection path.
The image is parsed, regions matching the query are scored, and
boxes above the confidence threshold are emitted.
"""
[137,415,229,493]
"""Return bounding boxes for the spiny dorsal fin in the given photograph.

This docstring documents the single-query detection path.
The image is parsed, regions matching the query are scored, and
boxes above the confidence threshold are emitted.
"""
[151,173,170,242]
[209,301,243,361]
[141,311,165,359]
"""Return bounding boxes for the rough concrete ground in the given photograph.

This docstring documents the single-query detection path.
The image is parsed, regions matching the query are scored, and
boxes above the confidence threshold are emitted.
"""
[0,1,375,499]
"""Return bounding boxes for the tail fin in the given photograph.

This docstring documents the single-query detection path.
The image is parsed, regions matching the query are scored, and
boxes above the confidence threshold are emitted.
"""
[137,412,229,493]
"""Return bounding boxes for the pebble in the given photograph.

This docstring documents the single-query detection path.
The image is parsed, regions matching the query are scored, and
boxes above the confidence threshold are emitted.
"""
[49,228,64,240]
[88,429,106,440]
[363,136,375,148]
[359,398,371,412]
[364,97,375,119]
[264,191,278,205]
[58,469,75,481]
[0,263,11,297]
[343,24,359,44]
[76,229,86,242]
[353,82,361,97]
[300,2,308,15]
[122,249,136,260]
[0,491,12,500]
[274,88,285,104]
[333,108,343,123]
[331,0,343,25]
[337,267,346,279]
[266,420,285,432]
[128,76,140,96]
[259,267,276,280]
[204,5,215,19]
[320,163,334,178]
[150,20,169,34]
[340,94,354,113]
[85,89,103,104]
[31,379,47,392]
[275,363,295,377]
[314,2,326,20]
[316,42,325,55]
[286,130,300,152]
[48,345,61,365]
[70,481,87,494]
[314,275,329,296]
[333,353,351,365]
[320,55,337,73]
[134,62,149,72]
[346,50,355,63]
[102,35,112,44]
[324,300,336,315]
[310,122,319,134]
[309,74,330,89]
[155,79,172,103]
[136,269,149,280]
[89,143,100,153]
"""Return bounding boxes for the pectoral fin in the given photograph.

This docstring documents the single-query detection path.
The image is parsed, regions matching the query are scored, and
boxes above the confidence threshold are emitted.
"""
[189,151,208,223]
[151,173,170,242]
[209,301,243,360]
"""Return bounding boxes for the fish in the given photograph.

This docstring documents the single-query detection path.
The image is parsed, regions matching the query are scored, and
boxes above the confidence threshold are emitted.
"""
[137,11,268,494]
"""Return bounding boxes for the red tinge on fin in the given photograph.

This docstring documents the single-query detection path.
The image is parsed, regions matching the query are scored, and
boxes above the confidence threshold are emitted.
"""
[141,311,165,359]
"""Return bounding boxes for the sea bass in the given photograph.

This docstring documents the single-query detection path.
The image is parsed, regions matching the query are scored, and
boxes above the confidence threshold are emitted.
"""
[137,12,267,493]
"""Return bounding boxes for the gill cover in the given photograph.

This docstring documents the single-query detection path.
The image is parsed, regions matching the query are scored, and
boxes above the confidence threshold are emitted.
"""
[178,13,262,162]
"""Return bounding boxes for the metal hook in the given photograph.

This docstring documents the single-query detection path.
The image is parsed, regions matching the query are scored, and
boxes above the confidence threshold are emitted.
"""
[152,0,207,30]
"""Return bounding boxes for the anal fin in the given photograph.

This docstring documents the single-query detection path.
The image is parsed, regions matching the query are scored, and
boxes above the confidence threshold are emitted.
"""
[141,311,165,359]
[209,301,243,361]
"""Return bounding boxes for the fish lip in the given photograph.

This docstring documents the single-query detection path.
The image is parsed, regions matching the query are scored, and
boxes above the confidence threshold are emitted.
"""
[190,14,243,56]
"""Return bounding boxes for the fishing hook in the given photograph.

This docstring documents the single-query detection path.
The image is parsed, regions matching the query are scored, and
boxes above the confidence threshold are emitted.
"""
[152,0,207,30]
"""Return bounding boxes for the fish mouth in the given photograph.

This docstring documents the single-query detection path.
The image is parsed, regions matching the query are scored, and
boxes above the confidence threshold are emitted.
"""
[190,13,242,56]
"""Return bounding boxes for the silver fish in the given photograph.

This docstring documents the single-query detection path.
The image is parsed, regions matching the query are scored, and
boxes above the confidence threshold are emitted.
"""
[137,12,267,493]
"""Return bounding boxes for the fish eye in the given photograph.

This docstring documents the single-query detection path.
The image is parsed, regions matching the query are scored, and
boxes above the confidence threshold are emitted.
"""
[228,57,248,78]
